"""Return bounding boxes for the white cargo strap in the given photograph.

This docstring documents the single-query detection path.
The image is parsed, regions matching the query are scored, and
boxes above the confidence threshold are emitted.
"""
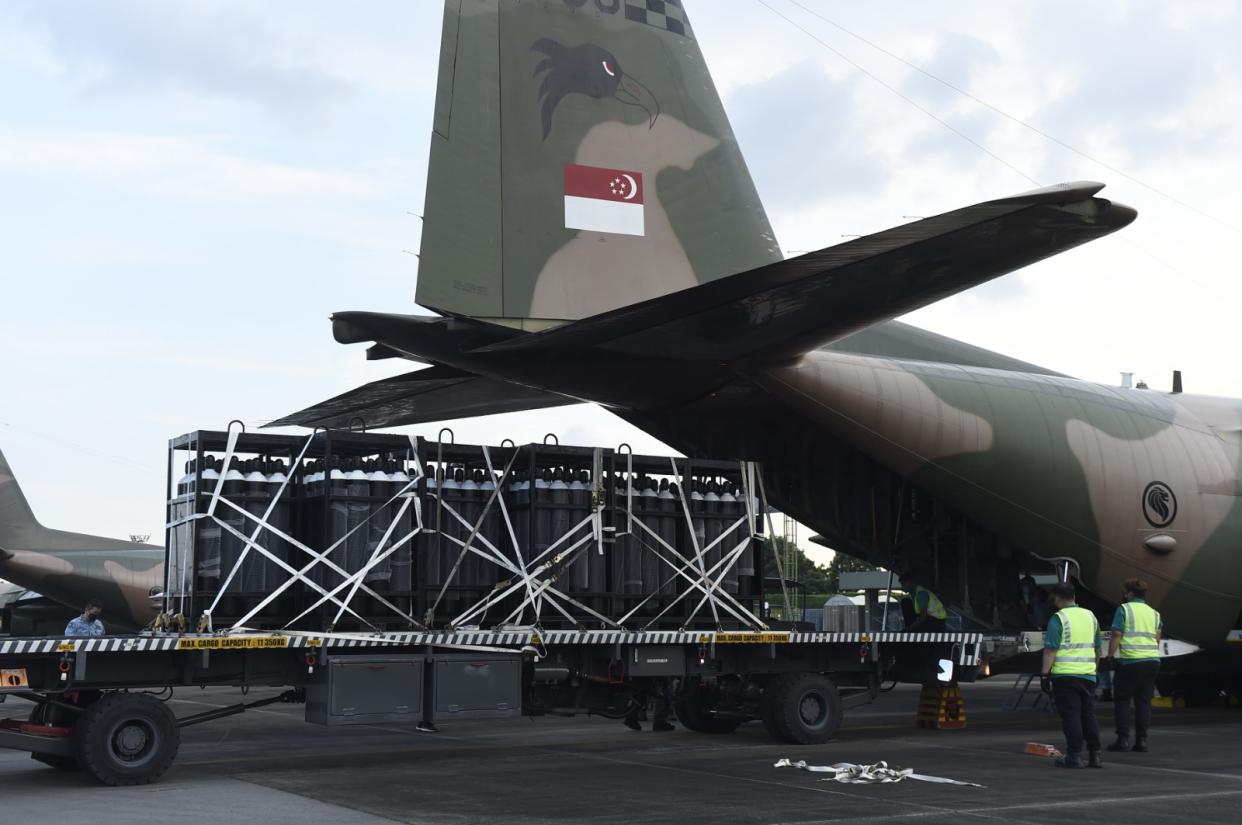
[774,759,984,787]
[227,447,429,628]
[621,527,758,630]
[208,429,319,618]
[426,448,521,619]
[755,472,792,619]
[627,514,763,629]
[206,424,242,519]
[481,445,543,619]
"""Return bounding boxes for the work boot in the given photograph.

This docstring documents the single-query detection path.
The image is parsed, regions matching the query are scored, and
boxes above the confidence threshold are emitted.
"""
[1132,737,1148,753]
[1088,751,1104,768]
[1054,753,1085,768]
[1106,737,1131,752]
[653,721,676,732]
[623,715,642,732]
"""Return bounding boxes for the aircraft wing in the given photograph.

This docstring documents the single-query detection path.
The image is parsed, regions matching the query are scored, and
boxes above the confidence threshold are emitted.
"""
[471,182,1136,363]
[268,365,575,429]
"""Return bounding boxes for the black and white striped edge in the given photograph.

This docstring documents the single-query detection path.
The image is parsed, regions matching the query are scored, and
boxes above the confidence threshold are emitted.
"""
[1,631,983,662]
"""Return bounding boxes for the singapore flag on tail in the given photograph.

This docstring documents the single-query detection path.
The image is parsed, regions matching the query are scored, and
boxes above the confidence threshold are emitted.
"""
[563,163,644,236]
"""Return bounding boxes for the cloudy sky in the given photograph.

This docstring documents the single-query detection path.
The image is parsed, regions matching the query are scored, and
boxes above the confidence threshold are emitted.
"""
[2,1,1240,565]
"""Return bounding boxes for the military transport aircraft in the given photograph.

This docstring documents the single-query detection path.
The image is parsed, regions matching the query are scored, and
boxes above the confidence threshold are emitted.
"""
[263,1,1238,689]
[3,2,1238,694]
[0,447,164,630]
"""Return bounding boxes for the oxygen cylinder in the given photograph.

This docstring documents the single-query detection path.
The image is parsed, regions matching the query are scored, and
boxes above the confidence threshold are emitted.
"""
[195,456,222,582]
[719,481,740,594]
[549,468,578,590]
[217,456,247,593]
[177,459,194,497]
[478,469,499,587]
[578,469,606,596]
[689,479,706,584]
[240,459,270,592]
[325,458,349,589]
[703,480,723,597]
[616,473,643,595]
[458,467,481,588]
[639,477,660,598]
[534,467,554,566]
[436,467,462,593]
[566,469,589,591]
[344,459,370,580]
[386,459,414,596]
[655,479,677,597]
[424,465,443,586]
[365,459,394,585]
[510,469,531,567]
[263,458,291,599]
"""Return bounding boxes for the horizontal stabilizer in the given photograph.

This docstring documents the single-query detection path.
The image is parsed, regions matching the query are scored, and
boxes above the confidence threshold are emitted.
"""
[267,365,574,430]
[472,182,1136,363]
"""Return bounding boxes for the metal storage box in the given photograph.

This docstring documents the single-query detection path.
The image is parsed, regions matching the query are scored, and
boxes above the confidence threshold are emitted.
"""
[432,653,521,721]
[824,604,864,632]
[306,655,423,726]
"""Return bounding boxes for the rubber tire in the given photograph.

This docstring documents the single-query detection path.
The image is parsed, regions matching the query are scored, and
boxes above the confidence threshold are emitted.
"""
[769,672,842,745]
[760,673,799,742]
[675,682,743,734]
[73,693,179,786]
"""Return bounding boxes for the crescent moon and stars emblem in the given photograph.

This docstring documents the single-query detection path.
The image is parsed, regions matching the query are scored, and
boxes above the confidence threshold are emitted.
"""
[609,174,638,200]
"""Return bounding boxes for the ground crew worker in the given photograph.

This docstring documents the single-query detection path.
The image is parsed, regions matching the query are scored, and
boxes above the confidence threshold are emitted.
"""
[1106,577,1162,753]
[64,597,105,637]
[623,680,674,732]
[899,573,947,632]
[1041,582,1103,768]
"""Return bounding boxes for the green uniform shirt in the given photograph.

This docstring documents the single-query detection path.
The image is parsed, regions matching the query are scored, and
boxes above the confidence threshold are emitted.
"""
[1044,611,1101,682]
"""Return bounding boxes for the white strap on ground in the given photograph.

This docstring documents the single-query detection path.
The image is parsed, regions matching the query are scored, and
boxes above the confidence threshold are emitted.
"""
[774,758,984,787]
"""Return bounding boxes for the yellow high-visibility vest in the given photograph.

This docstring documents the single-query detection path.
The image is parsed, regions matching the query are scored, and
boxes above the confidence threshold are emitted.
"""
[915,586,948,620]
[1118,601,1161,661]
[1052,606,1098,676]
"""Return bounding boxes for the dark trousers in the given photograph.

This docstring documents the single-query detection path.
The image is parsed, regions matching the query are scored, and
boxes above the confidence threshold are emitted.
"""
[1052,676,1101,755]
[1114,661,1159,740]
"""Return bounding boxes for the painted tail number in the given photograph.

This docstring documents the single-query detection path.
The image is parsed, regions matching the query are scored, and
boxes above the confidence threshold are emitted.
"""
[2,668,29,689]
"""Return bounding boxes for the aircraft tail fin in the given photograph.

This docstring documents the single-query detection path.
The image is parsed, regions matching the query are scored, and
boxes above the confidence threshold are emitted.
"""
[0,446,40,549]
[415,0,780,325]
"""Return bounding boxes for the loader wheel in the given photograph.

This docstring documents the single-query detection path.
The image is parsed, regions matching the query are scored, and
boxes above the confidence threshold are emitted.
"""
[766,672,842,745]
[73,693,179,786]
[675,681,743,734]
[761,673,797,742]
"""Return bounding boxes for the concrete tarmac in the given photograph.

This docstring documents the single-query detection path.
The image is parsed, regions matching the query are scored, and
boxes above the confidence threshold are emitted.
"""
[2,681,1240,824]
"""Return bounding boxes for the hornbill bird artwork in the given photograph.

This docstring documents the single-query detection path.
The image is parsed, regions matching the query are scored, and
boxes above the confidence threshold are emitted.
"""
[532,38,660,139]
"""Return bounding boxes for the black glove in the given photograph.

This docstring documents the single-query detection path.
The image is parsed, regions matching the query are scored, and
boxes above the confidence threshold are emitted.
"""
[1040,675,1053,694]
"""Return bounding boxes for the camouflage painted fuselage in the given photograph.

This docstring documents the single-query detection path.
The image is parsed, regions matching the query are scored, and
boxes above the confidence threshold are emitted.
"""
[752,352,1242,646]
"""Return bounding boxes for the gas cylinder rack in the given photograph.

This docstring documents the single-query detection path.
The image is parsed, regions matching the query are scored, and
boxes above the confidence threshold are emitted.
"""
[0,425,986,788]
[165,427,423,632]
[164,428,770,635]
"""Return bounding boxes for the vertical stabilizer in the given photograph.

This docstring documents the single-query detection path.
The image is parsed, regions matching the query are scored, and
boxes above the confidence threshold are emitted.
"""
[0,447,39,549]
[416,0,780,325]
